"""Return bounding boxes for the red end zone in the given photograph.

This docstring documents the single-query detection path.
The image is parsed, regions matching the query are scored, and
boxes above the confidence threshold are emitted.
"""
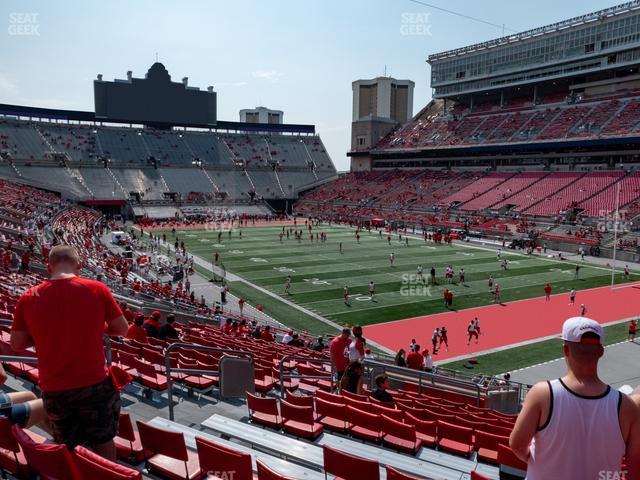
[363,283,639,362]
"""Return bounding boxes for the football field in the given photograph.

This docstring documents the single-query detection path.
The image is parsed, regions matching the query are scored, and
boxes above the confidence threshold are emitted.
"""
[155,223,632,329]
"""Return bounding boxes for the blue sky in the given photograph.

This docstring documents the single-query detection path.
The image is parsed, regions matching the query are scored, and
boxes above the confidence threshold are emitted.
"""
[0,0,620,170]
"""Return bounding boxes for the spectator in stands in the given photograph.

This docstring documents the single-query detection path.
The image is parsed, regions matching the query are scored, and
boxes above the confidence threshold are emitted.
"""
[0,363,50,431]
[406,345,424,370]
[348,325,366,362]
[251,323,262,339]
[260,325,274,342]
[330,328,351,381]
[10,245,128,459]
[422,349,433,372]
[282,330,294,344]
[143,311,162,338]
[119,301,134,324]
[372,374,393,403]
[159,314,180,340]
[394,349,407,368]
[339,361,364,395]
[8,251,19,273]
[287,333,305,348]
[125,313,148,343]
[20,250,30,272]
[510,317,640,479]
[310,335,325,352]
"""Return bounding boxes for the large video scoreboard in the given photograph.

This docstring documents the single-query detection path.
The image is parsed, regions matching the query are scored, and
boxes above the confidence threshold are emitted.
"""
[94,62,216,127]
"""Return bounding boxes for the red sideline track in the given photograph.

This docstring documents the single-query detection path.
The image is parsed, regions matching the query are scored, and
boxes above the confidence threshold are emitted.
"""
[363,282,640,362]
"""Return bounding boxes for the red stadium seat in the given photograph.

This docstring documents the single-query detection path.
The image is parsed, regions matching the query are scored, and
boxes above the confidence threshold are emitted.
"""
[284,391,314,408]
[0,417,44,478]
[254,368,275,393]
[403,413,437,448]
[436,420,474,457]
[341,390,369,402]
[73,446,141,480]
[136,420,200,480]
[381,415,422,454]
[322,444,380,480]
[316,397,348,432]
[280,400,323,440]
[474,430,510,464]
[470,471,491,480]
[315,390,345,404]
[195,436,253,480]
[370,403,403,421]
[11,424,79,479]
[131,358,168,392]
[497,443,528,476]
[343,396,372,412]
[386,466,427,480]
[246,392,282,429]
[346,406,382,442]
[114,412,144,463]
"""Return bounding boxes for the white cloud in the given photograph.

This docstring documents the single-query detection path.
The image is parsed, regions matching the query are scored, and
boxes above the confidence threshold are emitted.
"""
[251,70,285,82]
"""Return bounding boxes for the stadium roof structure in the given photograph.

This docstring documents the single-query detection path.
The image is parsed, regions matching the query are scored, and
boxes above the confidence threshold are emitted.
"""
[428,1,640,62]
[0,103,316,134]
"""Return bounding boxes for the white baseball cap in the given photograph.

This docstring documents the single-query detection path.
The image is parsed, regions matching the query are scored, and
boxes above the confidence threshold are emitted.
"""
[561,317,604,344]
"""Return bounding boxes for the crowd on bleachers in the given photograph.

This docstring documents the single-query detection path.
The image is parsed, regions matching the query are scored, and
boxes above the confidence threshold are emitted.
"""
[373,90,640,152]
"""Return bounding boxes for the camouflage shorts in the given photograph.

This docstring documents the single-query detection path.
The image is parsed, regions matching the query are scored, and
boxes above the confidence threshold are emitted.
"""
[42,376,120,448]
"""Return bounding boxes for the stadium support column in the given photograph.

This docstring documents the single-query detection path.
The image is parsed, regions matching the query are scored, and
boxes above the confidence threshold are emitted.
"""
[500,91,504,108]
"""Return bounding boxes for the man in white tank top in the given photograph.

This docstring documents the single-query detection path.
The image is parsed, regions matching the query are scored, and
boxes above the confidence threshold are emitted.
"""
[510,317,640,479]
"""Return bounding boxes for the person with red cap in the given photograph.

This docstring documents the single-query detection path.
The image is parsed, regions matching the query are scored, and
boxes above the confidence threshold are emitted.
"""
[510,317,640,479]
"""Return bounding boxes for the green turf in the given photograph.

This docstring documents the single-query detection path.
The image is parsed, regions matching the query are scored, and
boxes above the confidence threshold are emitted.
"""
[151,223,634,331]
[441,321,631,376]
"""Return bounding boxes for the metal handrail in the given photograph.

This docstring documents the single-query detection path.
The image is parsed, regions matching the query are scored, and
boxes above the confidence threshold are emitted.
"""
[164,342,254,421]
[0,355,37,363]
[363,359,484,405]
[278,355,334,398]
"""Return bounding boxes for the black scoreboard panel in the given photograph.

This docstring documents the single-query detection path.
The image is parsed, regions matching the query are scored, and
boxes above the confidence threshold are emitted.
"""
[94,64,216,126]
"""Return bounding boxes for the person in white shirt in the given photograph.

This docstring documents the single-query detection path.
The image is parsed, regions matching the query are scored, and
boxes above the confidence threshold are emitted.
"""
[422,349,433,372]
[510,317,640,479]
[281,330,293,344]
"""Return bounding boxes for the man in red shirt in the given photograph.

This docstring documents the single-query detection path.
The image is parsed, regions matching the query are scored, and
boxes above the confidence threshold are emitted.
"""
[10,245,128,459]
[260,325,274,341]
[406,345,425,370]
[126,313,148,344]
[544,283,552,302]
[330,328,351,380]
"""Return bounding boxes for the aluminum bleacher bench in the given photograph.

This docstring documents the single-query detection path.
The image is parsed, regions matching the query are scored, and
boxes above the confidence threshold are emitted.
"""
[202,413,490,480]
[147,417,326,480]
